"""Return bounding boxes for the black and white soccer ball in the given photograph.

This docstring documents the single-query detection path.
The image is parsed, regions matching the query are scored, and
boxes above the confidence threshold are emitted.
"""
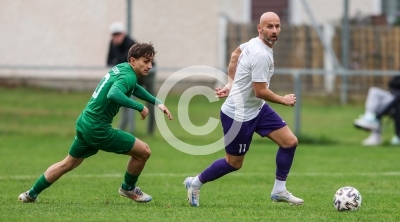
[333,186,362,211]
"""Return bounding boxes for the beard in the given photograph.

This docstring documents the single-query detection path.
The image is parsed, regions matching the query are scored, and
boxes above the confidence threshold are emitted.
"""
[262,33,278,45]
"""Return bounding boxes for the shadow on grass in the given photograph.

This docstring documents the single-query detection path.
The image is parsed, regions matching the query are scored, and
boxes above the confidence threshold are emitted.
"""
[251,133,338,145]
[297,133,338,145]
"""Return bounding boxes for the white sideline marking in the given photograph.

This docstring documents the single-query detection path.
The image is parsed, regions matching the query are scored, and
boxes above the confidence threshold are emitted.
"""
[2,172,400,180]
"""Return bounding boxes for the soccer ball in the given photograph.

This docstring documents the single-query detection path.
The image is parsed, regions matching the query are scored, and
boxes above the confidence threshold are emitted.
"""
[333,186,362,211]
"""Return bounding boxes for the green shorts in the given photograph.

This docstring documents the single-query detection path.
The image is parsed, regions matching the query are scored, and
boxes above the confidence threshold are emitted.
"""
[68,129,136,158]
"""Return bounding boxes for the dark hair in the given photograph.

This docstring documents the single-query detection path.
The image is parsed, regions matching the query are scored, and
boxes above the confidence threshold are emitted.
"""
[127,42,156,61]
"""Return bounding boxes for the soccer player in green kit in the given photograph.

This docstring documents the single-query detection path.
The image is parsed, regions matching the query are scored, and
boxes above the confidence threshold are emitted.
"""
[18,42,173,203]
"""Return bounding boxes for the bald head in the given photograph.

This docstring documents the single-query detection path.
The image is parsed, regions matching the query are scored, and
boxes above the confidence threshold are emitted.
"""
[259,12,280,25]
[257,12,281,47]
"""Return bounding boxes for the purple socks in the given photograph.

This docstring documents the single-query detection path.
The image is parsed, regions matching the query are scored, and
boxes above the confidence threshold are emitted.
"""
[275,146,297,181]
[198,146,296,183]
[198,158,238,183]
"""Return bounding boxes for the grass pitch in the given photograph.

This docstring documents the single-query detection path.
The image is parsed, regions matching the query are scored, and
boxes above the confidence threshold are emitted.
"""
[1,87,400,221]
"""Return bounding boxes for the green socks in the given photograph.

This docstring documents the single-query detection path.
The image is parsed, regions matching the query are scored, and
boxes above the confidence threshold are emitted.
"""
[122,171,139,191]
[28,174,52,199]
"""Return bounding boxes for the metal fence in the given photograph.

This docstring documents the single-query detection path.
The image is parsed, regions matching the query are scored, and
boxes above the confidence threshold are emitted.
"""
[227,23,400,97]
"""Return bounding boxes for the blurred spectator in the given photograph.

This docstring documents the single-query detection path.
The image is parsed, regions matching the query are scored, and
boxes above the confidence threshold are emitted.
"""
[107,21,156,135]
[107,21,136,66]
[353,75,400,145]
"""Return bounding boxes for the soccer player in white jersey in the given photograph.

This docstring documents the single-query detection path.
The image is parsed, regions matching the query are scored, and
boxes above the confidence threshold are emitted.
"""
[183,12,304,207]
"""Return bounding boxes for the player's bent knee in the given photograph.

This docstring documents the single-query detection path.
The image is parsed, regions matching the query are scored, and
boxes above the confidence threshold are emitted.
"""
[291,136,299,146]
[137,143,151,160]
[142,145,151,160]
[226,161,242,170]
[230,162,243,170]
[225,156,244,170]
[282,136,298,148]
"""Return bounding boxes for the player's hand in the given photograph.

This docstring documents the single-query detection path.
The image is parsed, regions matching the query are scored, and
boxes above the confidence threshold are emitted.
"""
[157,104,173,120]
[140,106,149,120]
[215,84,232,98]
[283,94,296,107]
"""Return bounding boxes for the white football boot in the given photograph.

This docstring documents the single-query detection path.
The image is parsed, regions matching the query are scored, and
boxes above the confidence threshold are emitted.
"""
[362,133,382,146]
[390,136,400,145]
[353,115,380,131]
[18,191,37,203]
[271,190,304,205]
[183,177,200,207]
[119,187,152,203]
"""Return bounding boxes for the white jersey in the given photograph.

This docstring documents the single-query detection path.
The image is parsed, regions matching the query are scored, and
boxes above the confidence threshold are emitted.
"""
[221,37,274,122]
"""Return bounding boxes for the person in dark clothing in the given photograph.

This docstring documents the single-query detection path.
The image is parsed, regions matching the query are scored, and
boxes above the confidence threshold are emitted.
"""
[353,75,400,145]
[107,21,156,135]
[107,23,136,66]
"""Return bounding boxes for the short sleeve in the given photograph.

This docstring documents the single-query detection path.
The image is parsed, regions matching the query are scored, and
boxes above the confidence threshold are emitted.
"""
[239,42,249,51]
[251,52,270,82]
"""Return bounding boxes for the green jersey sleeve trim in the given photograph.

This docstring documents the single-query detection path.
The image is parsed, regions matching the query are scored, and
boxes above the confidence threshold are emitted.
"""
[132,84,163,105]
[107,86,144,111]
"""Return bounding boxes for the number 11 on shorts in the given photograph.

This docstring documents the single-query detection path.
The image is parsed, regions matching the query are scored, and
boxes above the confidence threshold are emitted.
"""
[239,144,247,153]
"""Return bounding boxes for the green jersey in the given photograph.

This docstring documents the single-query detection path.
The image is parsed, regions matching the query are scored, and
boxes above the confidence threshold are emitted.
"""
[76,62,156,135]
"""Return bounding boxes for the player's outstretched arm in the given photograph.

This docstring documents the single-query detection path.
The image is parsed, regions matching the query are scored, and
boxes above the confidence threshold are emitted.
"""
[107,85,145,111]
[253,82,296,107]
[132,84,172,119]
[132,84,162,105]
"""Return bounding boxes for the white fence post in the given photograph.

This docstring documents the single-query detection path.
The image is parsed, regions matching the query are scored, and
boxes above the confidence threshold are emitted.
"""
[293,71,301,136]
[323,23,335,94]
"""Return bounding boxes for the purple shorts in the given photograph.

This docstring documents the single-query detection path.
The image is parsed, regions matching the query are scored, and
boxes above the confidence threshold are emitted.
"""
[221,104,287,156]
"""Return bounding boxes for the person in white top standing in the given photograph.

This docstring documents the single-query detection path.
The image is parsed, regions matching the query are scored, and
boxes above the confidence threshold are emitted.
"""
[183,12,304,207]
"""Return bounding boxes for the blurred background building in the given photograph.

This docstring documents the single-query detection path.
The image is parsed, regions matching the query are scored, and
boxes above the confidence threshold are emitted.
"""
[0,0,399,96]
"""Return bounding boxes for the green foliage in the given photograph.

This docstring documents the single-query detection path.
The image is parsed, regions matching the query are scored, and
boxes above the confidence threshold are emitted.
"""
[1,87,400,221]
